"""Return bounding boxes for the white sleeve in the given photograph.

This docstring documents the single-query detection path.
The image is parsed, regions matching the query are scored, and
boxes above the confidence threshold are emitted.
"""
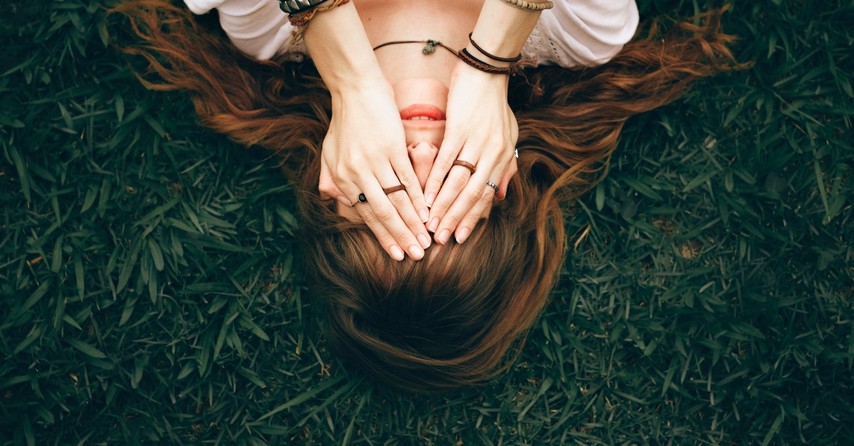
[523,0,640,68]
[183,0,301,61]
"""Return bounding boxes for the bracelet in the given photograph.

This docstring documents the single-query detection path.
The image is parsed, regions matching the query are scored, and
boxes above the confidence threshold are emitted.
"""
[499,0,554,11]
[279,0,328,15]
[468,33,522,63]
[458,48,518,75]
[288,0,350,26]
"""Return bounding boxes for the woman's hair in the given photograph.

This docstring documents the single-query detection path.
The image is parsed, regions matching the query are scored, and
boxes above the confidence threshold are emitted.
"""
[112,1,742,391]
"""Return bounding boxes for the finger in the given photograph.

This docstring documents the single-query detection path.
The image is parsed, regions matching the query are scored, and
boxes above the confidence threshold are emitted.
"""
[497,157,518,200]
[390,151,429,224]
[435,161,506,245]
[334,175,417,261]
[355,199,407,262]
[377,160,432,251]
[360,175,428,260]
[426,160,473,234]
[424,133,463,207]
[319,157,349,205]
[454,180,497,244]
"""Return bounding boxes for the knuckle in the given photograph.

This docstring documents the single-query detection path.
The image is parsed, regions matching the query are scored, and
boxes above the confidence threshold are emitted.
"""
[437,155,455,170]
[449,174,469,191]
[426,177,444,191]
[443,214,461,230]
[372,205,396,222]
[479,189,494,204]
[318,184,335,197]
[465,190,482,207]
[359,207,378,225]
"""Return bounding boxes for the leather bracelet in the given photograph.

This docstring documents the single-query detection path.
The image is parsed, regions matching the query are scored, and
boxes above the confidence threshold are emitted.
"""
[499,0,554,11]
[468,33,522,63]
[458,48,518,75]
[279,0,328,14]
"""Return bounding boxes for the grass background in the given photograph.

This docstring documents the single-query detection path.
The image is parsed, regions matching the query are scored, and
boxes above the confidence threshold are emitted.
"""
[1,0,852,444]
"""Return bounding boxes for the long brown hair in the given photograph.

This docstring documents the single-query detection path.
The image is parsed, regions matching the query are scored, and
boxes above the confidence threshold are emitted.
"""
[111,1,742,391]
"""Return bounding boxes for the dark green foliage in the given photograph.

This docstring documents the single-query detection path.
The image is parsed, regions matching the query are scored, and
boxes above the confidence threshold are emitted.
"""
[1,0,851,444]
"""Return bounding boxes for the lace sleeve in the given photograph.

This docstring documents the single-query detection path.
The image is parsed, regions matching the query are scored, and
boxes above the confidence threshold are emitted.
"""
[522,0,639,68]
[183,0,307,61]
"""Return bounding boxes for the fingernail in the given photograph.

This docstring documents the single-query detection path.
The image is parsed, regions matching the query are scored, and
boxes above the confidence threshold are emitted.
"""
[408,245,425,260]
[428,217,440,233]
[418,208,429,223]
[437,229,450,245]
[456,227,471,244]
[390,245,405,261]
[426,192,436,207]
[417,233,432,249]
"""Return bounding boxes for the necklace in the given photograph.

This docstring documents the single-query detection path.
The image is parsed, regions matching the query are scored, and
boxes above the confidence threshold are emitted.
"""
[373,39,459,57]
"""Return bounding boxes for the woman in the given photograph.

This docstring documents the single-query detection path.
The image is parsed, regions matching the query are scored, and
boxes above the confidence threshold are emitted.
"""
[115,0,738,391]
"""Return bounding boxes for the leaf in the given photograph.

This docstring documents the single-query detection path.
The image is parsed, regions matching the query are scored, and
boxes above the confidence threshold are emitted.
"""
[761,408,785,446]
[148,239,164,272]
[595,183,605,211]
[114,93,125,122]
[74,252,84,300]
[17,280,52,317]
[9,145,31,203]
[12,324,44,355]
[236,367,267,389]
[116,238,142,295]
[257,375,345,422]
[131,360,143,389]
[238,315,271,342]
[67,339,107,359]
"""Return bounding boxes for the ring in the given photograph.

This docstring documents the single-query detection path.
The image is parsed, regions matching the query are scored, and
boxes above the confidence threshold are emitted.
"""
[514,148,519,159]
[382,184,406,195]
[486,180,499,193]
[452,160,476,174]
[357,193,367,203]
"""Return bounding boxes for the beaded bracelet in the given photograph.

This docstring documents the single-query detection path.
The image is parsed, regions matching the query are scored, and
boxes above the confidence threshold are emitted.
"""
[468,33,523,63]
[499,0,554,12]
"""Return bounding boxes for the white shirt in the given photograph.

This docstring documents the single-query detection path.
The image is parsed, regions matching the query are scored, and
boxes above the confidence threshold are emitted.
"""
[184,0,639,68]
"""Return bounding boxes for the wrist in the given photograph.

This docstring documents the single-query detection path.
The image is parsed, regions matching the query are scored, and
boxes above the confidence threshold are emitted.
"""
[453,59,511,89]
[303,2,386,94]
[470,0,543,57]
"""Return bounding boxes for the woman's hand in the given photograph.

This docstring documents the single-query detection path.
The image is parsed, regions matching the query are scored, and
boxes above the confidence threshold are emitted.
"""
[423,62,519,245]
[318,79,432,261]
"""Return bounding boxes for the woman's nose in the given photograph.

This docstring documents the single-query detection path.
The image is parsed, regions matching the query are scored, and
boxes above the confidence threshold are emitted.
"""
[408,141,438,189]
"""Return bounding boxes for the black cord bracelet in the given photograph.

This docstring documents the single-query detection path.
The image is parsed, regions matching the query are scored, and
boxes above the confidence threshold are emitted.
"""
[468,33,523,63]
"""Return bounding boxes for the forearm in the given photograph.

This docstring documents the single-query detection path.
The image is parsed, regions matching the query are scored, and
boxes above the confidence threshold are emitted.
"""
[469,0,544,66]
[302,2,386,95]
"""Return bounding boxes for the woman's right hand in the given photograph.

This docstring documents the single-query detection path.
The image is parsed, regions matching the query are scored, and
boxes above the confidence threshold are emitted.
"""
[317,79,432,261]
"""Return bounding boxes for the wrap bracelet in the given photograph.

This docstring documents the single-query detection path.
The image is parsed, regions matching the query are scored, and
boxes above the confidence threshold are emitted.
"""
[279,0,328,15]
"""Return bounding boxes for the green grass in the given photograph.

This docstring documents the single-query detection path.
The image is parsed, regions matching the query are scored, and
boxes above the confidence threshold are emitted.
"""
[1,0,852,444]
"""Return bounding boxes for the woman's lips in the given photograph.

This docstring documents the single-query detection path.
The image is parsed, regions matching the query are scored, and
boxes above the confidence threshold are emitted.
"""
[399,104,446,121]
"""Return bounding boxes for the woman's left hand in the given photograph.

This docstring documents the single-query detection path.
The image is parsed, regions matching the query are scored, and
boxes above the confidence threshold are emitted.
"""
[423,61,519,245]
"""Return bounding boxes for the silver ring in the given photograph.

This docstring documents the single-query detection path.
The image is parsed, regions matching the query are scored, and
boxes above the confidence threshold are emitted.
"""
[486,180,499,193]
[514,148,519,159]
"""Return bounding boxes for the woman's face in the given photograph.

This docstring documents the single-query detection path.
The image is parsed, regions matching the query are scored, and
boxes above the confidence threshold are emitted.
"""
[396,77,448,188]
